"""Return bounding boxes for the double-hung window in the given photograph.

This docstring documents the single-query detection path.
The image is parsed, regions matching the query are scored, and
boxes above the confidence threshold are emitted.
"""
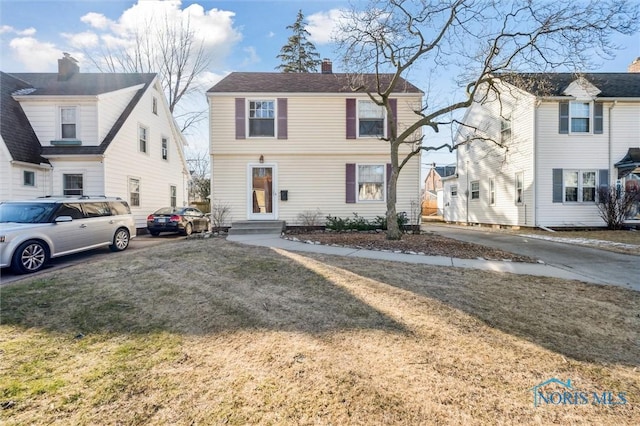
[358,164,385,201]
[129,177,140,207]
[139,125,148,153]
[24,171,35,187]
[515,172,524,205]
[161,137,168,160]
[358,100,385,137]
[249,100,275,137]
[570,102,590,133]
[559,101,603,134]
[500,117,512,144]
[170,185,177,207]
[451,185,458,197]
[60,107,77,139]
[489,178,495,205]
[563,170,596,202]
[63,174,83,196]
[470,181,480,200]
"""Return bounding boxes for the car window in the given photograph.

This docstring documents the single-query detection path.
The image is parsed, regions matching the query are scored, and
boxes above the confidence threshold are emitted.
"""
[83,202,112,217]
[0,202,57,223]
[110,201,131,215]
[56,203,84,220]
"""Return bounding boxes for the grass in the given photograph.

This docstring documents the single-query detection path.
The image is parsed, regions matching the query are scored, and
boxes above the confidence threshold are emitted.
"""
[1,238,639,425]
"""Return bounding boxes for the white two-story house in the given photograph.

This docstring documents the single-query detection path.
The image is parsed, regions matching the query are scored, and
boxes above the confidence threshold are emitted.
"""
[0,55,191,229]
[206,60,423,226]
[443,62,640,228]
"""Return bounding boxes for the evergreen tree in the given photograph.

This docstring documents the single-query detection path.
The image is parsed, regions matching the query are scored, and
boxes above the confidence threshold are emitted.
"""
[276,10,322,73]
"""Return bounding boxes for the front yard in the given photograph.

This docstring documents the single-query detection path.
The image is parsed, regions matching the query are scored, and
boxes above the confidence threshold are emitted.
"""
[1,238,638,425]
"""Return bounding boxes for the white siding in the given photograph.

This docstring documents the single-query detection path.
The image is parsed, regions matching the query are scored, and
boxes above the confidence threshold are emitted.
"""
[103,84,189,229]
[445,84,536,226]
[211,154,420,224]
[20,101,99,146]
[0,140,53,201]
[209,92,422,224]
[47,159,105,196]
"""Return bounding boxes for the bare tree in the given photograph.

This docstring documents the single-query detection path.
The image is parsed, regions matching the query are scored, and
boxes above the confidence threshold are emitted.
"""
[84,13,210,133]
[596,186,639,229]
[336,0,638,239]
[186,150,210,204]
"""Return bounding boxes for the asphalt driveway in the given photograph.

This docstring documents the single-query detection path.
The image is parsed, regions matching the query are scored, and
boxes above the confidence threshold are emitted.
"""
[424,223,639,291]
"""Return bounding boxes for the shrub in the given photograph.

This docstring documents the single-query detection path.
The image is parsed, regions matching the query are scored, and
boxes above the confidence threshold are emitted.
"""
[325,212,409,232]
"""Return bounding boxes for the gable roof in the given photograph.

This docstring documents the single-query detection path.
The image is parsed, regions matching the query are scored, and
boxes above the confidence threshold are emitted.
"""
[207,72,423,94]
[0,72,48,165]
[7,72,155,96]
[496,73,640,98]
[1,71,155,158]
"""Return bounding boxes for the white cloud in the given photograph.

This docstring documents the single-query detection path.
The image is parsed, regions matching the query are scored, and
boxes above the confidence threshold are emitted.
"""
[9,37,61,71]
[307,9,346,44]
[0,25,14,34]
[80,12,113,30]
[241,46,260,67]
[17,27,37,36]
[62,31,99,49]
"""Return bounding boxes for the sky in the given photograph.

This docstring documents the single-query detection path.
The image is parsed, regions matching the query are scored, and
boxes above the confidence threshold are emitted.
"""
[1,0,639,173]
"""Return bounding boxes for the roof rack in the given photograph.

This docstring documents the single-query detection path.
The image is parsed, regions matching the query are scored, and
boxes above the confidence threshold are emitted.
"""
[37,195,122,200]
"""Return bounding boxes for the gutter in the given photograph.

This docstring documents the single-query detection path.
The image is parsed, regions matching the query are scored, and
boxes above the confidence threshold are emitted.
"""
[608,100,617,183]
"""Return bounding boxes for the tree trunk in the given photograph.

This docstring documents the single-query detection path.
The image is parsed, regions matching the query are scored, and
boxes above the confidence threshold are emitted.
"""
[386,148,402,240]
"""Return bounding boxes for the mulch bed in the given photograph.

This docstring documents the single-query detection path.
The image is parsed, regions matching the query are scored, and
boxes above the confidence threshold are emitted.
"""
[287,231,536,263]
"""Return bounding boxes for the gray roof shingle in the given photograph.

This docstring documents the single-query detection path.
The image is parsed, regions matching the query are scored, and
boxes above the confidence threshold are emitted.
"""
[496,73,640,98]
[207,72,423,94]
[7,72,155,96]
[0,72,48,165]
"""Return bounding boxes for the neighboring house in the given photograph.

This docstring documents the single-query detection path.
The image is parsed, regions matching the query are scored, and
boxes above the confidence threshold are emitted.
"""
[206,60,423,225]
[443,61,640,228]
[422,164,456,216]
[1,54,190,229]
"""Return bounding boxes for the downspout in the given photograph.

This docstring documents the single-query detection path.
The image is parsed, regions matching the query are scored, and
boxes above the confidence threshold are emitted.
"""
[533,99,541,227]
[608,101,617,184]
[465,160,469,224]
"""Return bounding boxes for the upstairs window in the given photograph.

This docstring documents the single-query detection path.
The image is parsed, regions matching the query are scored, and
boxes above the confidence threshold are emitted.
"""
[570,102,590,132]
[161,137,168,160]
[358,100,385,137]
[60,107,77,139]
[500,117,512,144]
[152,97,158,115]
[139,125,148,153]
[559,101,603,134]
[249,100,275,137]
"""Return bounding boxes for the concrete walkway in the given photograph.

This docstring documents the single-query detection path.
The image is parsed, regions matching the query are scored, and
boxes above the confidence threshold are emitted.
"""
[226,233,612,286]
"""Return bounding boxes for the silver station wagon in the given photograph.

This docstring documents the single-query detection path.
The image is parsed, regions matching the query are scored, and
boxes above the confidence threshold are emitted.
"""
[0,196,136,274]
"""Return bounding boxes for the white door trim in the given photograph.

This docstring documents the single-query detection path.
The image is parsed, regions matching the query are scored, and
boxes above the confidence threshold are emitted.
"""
[247,163,278,220]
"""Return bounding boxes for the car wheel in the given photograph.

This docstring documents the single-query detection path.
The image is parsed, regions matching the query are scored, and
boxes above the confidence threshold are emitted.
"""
[150,231,160,237]
[110,228,130,252]
[11,240,49,274]
[182,223,193,236]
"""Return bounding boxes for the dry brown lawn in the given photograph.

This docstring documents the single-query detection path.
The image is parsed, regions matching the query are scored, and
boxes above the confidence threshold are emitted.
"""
[1,238,638,425]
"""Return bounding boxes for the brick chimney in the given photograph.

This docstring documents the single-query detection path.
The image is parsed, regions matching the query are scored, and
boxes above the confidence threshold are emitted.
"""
[321,58,332,74]
[628,57,640,73]
[58,53,79,81]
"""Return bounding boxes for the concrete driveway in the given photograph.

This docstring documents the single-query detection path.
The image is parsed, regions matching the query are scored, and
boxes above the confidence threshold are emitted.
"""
[424,223,639,291]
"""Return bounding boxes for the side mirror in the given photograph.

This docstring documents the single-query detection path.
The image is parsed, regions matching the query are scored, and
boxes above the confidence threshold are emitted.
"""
[55,215,73,223]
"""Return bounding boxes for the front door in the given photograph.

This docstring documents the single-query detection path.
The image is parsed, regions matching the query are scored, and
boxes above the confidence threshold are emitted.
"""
[248,164,277,220]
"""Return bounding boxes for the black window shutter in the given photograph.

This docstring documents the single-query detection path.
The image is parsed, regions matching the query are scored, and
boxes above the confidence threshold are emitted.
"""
[346,99,356,139]
[277,98,288,139]
[346,163,356,203]
[235,98,245,139]
[559,102,569,134]
[599,169,609,188]
[594,102,603,134]
[552,169,563,203]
